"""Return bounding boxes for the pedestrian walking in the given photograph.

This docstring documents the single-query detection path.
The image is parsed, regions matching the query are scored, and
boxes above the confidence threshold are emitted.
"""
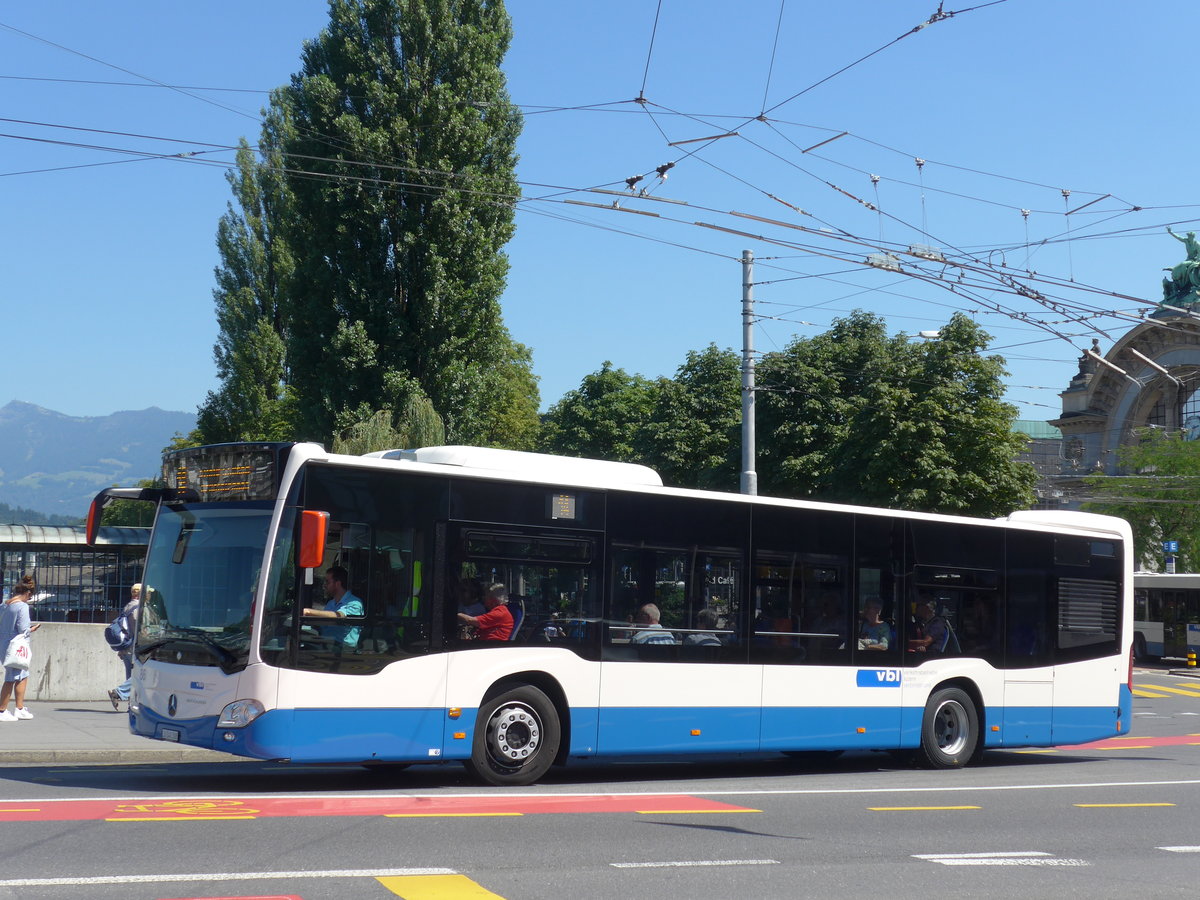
[1,574,42,721]
[106,583,141,710]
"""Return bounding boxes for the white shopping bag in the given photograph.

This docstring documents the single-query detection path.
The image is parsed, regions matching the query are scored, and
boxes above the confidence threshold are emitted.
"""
[3,633,31,670]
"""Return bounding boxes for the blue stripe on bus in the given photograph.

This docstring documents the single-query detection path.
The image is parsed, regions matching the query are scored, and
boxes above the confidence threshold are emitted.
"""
[597,706,763,754]
[1118,683,1133,733]
[134,700,1132,761]
[1050,704,1132,746]
[762,706,904,750]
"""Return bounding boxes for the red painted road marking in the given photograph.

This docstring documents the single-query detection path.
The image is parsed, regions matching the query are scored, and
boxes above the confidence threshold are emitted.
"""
[0,793,754,823]
[1060,734,1200,751]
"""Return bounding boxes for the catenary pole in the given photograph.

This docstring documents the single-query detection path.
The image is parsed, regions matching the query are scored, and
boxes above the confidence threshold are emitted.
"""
[741,249,758,495]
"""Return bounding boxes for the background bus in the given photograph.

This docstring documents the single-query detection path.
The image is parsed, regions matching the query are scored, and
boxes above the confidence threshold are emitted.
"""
[91,442,1134,785]
[1133,572,1200,660]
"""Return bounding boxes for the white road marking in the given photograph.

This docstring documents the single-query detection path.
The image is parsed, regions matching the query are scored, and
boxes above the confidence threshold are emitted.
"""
[7,776,1200,807]
[915,852,1090,867]
[1159,846,1200,852]
[611,859,779,869]
[0,868,455,888]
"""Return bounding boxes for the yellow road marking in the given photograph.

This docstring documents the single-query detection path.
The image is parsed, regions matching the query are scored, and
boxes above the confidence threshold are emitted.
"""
[636,809,761,815]
[869,806,981,811]
[1133,689,1169,698]
[378,873,505,898]
[105,815,257,821]
[385,813,523,818]
[1074,803,1175,808]
[1136,684,1200,697]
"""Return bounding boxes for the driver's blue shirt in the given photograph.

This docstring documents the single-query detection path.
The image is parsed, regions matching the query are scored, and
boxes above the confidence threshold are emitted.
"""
[320,591,364,647]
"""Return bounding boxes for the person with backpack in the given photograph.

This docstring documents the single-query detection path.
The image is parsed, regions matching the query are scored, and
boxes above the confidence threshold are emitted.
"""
[106,583,140,710]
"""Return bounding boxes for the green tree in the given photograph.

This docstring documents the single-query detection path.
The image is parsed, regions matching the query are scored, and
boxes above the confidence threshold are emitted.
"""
[99,478,158,528]
[331,390,446,456]
[1084,428,1200,571]
[757,311,1035,516]
[540,362,655,461]
[278,0,525,444]
[639,344,741,490]
[197,0,532,449]
[196,140,296,443]
[472,333,541,450]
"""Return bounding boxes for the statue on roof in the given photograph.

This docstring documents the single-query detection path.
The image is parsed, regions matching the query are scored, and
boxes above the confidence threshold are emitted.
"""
[1161,228,1200,311]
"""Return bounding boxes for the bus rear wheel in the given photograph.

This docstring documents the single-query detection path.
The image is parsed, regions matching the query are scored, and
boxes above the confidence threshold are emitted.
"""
[1133,632,1149,662]
[918,687,978,769]
[465,684,560,786]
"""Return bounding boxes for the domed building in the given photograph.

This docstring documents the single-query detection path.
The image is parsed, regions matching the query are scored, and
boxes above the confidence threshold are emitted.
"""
[1033,230,1200,507]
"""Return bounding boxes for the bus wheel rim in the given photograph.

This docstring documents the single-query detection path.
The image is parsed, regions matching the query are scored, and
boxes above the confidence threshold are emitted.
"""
[487,701,541,765]
[933,700,968,756]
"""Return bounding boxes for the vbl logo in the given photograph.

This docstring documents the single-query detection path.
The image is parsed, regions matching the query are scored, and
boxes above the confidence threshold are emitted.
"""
[856,668,902,688]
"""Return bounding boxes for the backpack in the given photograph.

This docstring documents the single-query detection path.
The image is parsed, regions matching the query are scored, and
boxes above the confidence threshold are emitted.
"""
[104,612,133,652]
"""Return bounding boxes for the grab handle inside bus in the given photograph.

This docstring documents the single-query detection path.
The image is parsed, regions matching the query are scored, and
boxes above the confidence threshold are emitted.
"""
[298,510,329,570]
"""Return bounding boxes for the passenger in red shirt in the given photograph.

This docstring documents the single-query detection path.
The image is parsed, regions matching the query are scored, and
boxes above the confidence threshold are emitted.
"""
[457,583,513,641]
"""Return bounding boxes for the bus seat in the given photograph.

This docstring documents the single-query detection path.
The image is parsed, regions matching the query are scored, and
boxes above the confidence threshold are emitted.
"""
[508,600,525,640]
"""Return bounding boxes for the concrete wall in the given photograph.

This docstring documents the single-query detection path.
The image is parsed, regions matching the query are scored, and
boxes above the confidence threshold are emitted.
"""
[19,622,127,702]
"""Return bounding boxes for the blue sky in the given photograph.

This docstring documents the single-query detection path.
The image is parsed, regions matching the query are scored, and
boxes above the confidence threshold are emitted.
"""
[3,1,1197,427]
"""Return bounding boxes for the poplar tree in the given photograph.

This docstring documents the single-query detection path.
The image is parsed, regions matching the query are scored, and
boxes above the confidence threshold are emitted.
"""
[197,0,534,448]
[279,0,525,443]
[196,140,295,442]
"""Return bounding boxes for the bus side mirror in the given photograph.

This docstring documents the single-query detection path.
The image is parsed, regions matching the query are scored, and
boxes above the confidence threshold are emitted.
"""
[86,497,103,545]
[298,510,329,570]
[85,486,170,545]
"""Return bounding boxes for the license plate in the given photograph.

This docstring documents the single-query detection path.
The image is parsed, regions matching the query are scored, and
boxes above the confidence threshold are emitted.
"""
[161,728,181,742]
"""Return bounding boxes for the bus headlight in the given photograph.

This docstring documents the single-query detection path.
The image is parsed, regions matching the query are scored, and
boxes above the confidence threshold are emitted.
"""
[217,699,266,728]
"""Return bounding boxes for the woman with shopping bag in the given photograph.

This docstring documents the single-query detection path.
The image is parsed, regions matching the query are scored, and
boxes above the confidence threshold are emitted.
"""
[1,575,41,722]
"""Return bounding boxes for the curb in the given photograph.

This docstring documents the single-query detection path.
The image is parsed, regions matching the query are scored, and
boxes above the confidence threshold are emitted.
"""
[1,749,244,765]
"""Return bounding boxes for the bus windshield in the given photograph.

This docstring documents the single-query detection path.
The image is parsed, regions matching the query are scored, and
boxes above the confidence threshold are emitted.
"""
[138,501,274,671]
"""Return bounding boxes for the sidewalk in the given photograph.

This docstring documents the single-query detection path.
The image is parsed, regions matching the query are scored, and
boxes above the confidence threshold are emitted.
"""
[0,701,233,765]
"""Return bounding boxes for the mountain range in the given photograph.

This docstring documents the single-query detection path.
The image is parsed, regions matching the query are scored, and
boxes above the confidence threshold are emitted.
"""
[0,400,196,521]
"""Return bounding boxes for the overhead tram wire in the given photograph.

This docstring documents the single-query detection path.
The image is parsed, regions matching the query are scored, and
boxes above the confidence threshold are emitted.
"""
[4,117,1161,350]
[759,1,1010,117]
[637,0,664,104]
[0,20,507,199]
[556,178,1174,343]
[0,21,262,123]
[2,98,1169,353]
[759,0,789,116]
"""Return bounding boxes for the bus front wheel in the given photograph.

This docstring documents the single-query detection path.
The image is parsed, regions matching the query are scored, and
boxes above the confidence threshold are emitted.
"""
[918,687,978,769]
[465,684,561,786]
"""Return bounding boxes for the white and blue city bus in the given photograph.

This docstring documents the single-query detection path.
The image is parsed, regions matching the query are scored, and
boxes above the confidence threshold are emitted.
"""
[1132,572,1200,660]
[87,441,1133,785]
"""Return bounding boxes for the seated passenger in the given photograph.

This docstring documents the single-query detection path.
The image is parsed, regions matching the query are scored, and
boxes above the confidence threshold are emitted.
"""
[807,591,845,640]
[683,607,722,646]
[631,603,675,645]
[458,578,486,617]
[457,583,513,641]
[856,598,890,651]
[908,596,954,653]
